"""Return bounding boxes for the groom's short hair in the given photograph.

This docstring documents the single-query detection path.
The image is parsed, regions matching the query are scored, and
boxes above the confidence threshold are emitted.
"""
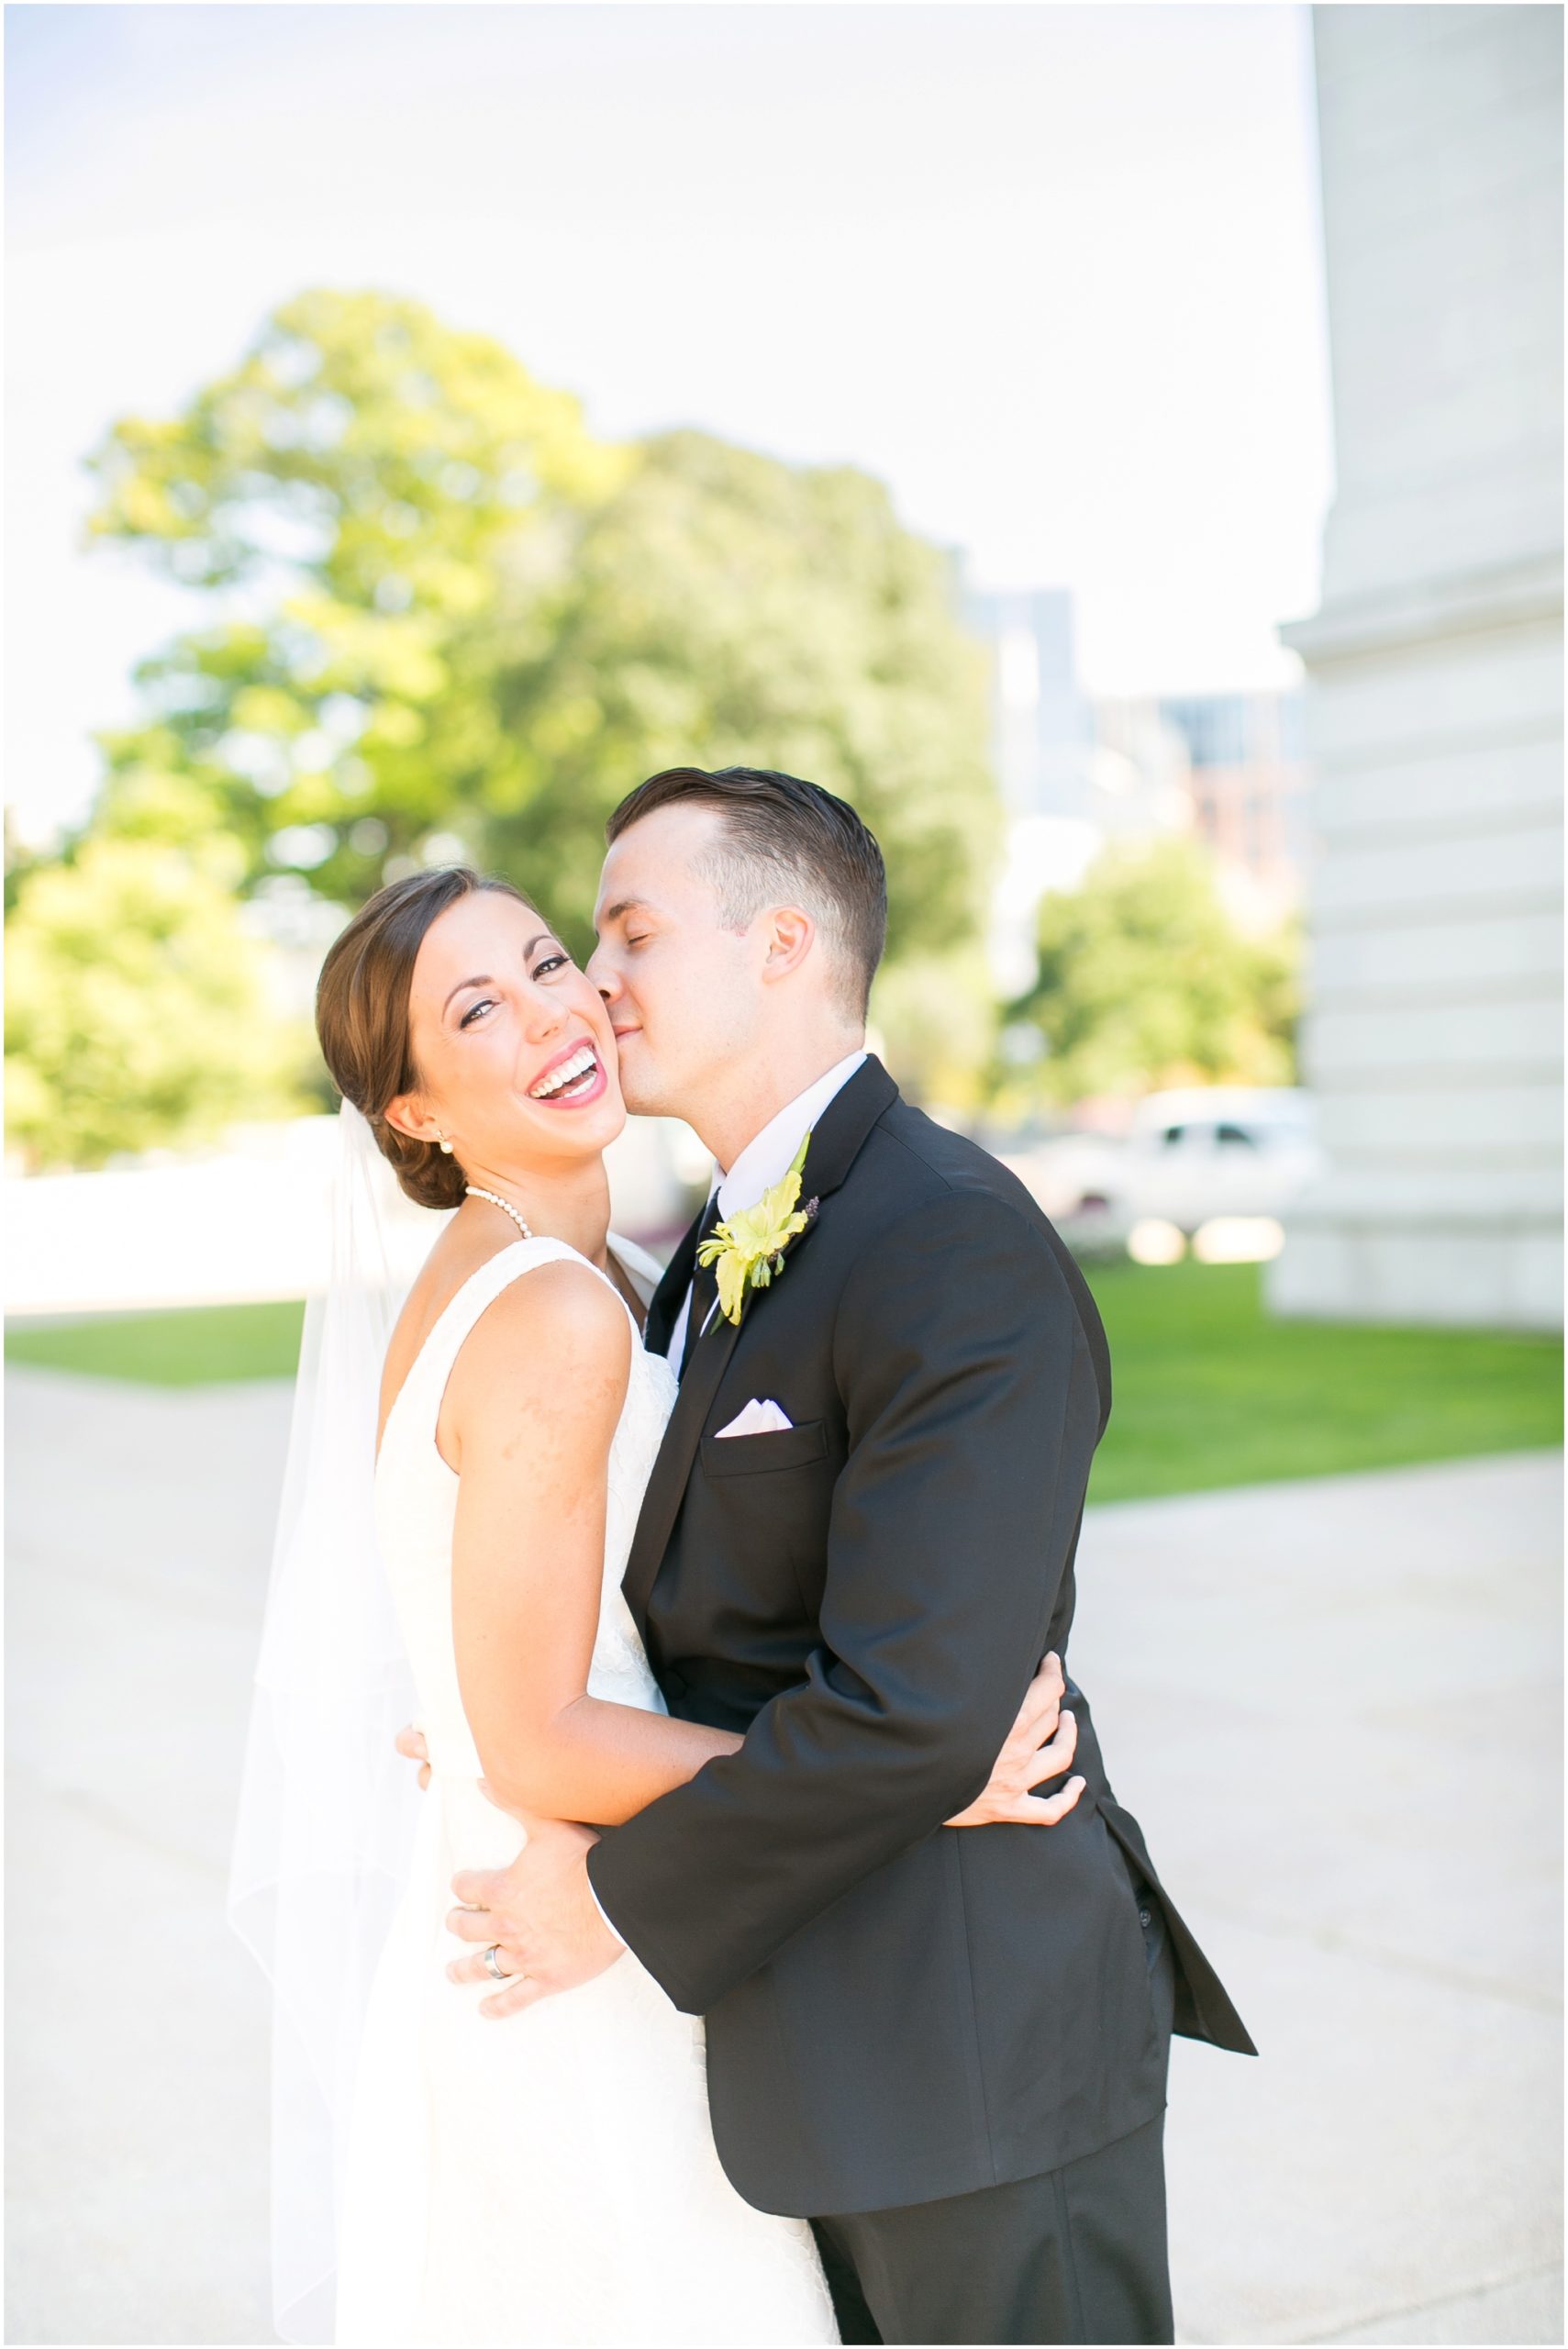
[606,766,887,1019]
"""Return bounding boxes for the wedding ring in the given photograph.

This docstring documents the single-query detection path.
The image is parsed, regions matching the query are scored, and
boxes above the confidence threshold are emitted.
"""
[482,1943,509,1983]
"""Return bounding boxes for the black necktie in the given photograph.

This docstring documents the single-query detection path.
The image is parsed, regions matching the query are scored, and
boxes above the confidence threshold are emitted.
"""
[681,1195,724,1375]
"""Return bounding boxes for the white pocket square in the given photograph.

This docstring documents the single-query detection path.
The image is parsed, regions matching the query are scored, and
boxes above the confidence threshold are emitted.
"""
[715,1397,795,1438]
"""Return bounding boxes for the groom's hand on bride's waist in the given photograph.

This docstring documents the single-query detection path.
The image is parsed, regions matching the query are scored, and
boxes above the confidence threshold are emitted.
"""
[942,1651,1087,1829]
[445,1813,625,2021]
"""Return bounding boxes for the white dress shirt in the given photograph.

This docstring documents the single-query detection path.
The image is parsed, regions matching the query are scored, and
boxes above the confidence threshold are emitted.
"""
[666,1049,868,1364]
[590,1047,866,1951]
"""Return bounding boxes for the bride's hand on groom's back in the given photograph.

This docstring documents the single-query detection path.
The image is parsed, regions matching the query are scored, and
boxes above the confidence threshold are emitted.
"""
[943,1653,1086,1829]
[395,1724,431,1790]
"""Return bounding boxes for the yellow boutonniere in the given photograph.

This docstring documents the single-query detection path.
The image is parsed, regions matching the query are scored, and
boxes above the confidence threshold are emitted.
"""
[696,1129,817,1330]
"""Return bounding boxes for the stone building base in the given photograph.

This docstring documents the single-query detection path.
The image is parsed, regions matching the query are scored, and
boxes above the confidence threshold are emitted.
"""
[1267,1207,1563,1332]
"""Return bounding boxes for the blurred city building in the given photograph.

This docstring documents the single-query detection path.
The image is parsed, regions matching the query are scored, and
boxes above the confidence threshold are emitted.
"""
[965,588,1095,824]
[967,586,1307,994]
[1156,691,1311,930]
[1271,5,1563,1330]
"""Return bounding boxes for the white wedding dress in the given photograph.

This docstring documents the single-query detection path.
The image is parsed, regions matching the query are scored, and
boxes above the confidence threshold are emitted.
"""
[334,1236,836,2346]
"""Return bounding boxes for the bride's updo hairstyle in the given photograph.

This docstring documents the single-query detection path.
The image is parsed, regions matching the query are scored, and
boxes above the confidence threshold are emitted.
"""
[316,865,536,1210]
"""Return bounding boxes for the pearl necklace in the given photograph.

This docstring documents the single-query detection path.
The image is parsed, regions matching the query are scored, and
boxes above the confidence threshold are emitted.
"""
[465,1186,534,1241]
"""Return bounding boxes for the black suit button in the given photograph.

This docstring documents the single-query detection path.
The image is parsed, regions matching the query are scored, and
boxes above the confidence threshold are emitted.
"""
[1138,1908,1153,1928]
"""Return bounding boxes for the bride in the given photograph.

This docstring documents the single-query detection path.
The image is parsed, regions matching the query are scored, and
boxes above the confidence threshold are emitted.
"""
[232,865,1083,2345]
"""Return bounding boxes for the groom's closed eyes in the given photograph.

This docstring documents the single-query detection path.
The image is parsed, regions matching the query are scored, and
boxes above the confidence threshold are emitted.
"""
[595,897,656,946]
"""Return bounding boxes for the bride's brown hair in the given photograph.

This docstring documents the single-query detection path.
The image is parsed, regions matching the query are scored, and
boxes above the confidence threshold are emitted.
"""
[316,865,536,1210]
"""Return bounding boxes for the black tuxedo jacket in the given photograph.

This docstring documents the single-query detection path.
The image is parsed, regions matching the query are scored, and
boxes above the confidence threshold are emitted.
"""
[588,1058,1253,2218]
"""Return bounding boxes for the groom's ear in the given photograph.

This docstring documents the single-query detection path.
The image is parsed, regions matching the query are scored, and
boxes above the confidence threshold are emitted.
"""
[759,904,817,984]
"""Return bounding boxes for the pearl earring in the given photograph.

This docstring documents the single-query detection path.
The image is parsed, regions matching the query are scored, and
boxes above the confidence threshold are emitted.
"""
[437,1134,453,1155]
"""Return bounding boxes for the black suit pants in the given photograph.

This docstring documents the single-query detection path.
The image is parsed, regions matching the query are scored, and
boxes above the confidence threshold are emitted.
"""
[808,1897,1177,2346]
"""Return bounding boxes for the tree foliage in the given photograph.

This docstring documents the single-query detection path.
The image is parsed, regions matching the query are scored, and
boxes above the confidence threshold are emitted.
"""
[5,840,310,1170]
[1006,835,1300,1106]
[86,288,621,907]
[84,289,997,969]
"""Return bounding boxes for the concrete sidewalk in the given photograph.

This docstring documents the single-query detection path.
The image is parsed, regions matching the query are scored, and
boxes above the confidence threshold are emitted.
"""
[5,1366,1562,2345]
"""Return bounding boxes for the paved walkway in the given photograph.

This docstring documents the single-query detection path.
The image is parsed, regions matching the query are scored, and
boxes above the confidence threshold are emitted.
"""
[6,1366,1562,2345]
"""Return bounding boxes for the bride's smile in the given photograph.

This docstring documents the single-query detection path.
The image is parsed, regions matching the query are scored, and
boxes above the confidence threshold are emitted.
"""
[525,1040,606,1105]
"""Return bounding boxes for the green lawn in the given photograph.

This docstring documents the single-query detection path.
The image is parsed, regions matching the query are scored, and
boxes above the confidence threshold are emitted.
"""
[1084,1259,1562,1501]
[6,1299,308,1386]
[6,1263,1561,1498]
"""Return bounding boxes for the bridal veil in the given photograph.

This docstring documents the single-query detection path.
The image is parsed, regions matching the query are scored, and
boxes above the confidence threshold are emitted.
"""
[228,1100,424,2343]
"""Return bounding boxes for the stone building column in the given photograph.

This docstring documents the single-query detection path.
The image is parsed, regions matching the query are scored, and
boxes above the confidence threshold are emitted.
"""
[1271,5,1563,1329]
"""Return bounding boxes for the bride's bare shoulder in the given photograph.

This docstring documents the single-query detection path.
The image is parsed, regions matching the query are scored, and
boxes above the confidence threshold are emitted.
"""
[380,1234,632,1455]
[440,1258,633,1474]
[453,1253,632,1383]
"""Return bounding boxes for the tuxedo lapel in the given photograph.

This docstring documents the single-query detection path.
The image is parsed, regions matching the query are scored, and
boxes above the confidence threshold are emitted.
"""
[623,1306,744,1630]
[643,1201,706,1361]
[785,1052,898,1208]
[622,1056,899,1635]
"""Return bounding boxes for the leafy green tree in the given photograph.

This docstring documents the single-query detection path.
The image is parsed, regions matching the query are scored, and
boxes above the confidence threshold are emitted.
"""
[85,290,997,969]
[477,429,997,960]
[1004,835,1300,1106]
[5,839,309,1169]
[86,288,621,907]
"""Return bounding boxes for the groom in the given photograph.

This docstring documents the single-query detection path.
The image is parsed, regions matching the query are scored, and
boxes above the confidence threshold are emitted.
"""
[444,767,1255,2343]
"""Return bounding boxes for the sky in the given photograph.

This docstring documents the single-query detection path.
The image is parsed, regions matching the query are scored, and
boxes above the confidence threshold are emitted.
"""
[6,3,1334,847]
